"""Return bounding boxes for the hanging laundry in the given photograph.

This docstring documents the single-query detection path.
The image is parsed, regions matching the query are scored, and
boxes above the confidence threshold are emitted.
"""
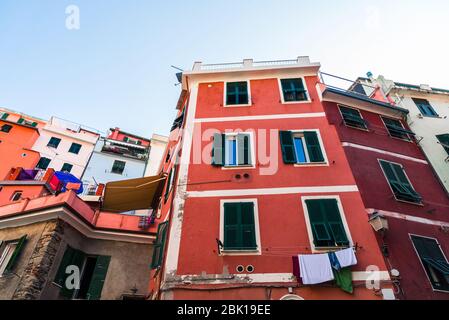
[299,253,334,285]
[333,267,353,294]
[335,247,357,268]
[328,251,342,271]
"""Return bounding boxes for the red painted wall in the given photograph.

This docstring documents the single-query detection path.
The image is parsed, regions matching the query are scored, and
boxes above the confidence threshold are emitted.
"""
[324,100,449,300]
[156,76,390,300]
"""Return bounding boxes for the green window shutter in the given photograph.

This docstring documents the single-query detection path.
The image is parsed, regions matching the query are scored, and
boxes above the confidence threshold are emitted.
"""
[1,113,9,120]
[151,222,168,269]
[223,202,256,250]
[380,160,421,203]
[339,106,367,129]
[240,202,256,249]
[4,235,27,273]
[306,199,348,247]
[304,131,325,162]
[436,134,449,155]
[17,118,24,124]
[86,256,111,300]
[322,199,349,246]
[164,169,173,203]
[211,133,225,166]
[279,131,297,164]
[54,246,85,298]
[306,200,332,246]
[31,122,38,127]
[237,134,251,165]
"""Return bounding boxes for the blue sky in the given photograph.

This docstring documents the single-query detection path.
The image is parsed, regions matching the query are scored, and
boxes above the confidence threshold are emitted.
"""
[1,0,448,137]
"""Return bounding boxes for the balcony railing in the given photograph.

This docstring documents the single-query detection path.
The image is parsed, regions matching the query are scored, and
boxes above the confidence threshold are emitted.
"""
[192,56,315,72]
[101,144,148,160]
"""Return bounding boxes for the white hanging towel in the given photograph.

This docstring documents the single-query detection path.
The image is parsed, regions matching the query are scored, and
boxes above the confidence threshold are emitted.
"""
[335,247,357,268]
[299,253,334,285]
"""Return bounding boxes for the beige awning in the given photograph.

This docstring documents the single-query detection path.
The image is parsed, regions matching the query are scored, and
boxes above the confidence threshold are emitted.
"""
[102,174,166,212]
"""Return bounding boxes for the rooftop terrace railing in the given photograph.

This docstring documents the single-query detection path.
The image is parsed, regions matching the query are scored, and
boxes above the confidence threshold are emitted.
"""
[192,56,314,72]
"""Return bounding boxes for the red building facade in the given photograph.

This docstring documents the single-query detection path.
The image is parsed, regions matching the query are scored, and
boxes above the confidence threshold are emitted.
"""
[320,79,449,299]
[149,58,392,300]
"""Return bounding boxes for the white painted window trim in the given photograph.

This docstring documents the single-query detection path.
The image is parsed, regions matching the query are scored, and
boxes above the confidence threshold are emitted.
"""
[277,76,311,104]
[219,198,261,256]
[290,129,329,167]
[223,80,252,107]
[380,115,413,143]
[221,131,256,170]
[409,233,449,294]
[377,158,423,206]
[301,195,354,253]
[337,104,369,132]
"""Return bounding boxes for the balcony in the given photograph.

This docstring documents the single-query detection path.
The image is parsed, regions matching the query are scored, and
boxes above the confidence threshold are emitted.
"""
[101,140,149,161]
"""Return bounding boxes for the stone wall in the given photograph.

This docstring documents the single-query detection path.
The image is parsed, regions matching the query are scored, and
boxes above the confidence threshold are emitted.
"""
[12,220,64,300]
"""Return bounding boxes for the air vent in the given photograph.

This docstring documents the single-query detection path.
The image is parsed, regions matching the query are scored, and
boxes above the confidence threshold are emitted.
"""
[246,265,254,273]
[236,265,245,273]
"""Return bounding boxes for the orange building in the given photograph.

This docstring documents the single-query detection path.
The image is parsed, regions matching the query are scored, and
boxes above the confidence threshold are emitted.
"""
[0,109,45,179]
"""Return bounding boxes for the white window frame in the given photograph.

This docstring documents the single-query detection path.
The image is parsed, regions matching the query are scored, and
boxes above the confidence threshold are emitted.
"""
[222,131,256,170]
[223,80,252,107]
[219,199,261,256]
[377,159,423,206]
[337,104,369,131]
[409,233,449,294]
[289,129,329,167]
[277,76,311,104]
[301,195,354,253]
[380,116,412,143]
[0,241,19,276]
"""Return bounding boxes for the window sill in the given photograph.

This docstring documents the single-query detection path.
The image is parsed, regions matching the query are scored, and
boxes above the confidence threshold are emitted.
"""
[224,104,252,108]
[280,99,311,105]
[311,245,351,253]
[220,249,260,256]
[394,197,424,206]
[222,165,255,170]
[343,124,369,132]
[294,162,328,167]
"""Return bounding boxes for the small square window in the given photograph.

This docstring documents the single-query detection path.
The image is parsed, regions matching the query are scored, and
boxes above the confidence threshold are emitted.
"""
[280,78,308,102]
[412,98,438,117]
[111,160,126,175]
[69,143,82,154]
[382,117,413,141]
[61,163,73,173]
[339,106,368,130]
[11,191,23,202]
[36,157,51,170]
[226,82,249,105]
[0,124,12,133]
[47,137,61,149]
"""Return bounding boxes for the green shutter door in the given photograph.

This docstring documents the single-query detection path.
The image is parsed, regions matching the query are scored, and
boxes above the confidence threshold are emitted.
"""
[240,202,257,249]
[322,199,349,246]
[223,203,240,249]
[54,246,86,298]
[212,133,225,166]
[164,169,173,202]
[1,113,9,120]
[4,235,27,273]
[237,134,251,165]
[304,131,325,162]
[86,256,111,300]
[306,200,332,246]
[151,222,168,269]
[279,131,297,164]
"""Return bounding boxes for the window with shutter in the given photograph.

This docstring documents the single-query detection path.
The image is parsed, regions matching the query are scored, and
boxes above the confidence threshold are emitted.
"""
[54,246,86,298]
[47,137,62,148]
[379,160,422,204]
[164,169,174,203]
[280,131,326,164]
[411,235,449,292]
[69,143,82,154]
[223,202,257,251]
[213,133,252,167]
[0,112,9,120]
[36,157,51,170]
[436,134,449,155]
[339,106,368,129]
[280,78,308,102]
[1,124,13,133]
[226,82,249,105]
[382,117,414,141]
[0,235,27,276]
[151,222,168,269]
[86,256,111,300]
[412,98,438,117]
[305,199,349,248]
